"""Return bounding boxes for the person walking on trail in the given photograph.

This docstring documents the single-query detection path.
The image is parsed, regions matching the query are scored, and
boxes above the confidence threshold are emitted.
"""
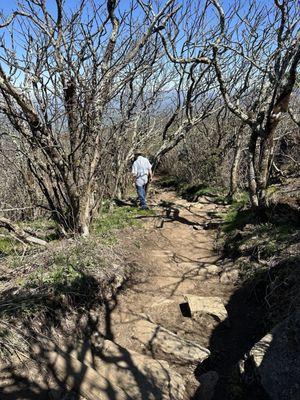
[132,152,152,209]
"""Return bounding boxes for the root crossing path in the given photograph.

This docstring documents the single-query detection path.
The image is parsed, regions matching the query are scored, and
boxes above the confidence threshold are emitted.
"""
[98,187,239,400]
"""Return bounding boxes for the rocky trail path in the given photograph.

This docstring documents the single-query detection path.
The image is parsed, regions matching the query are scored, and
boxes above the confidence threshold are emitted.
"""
[93,187,242,400]
[1,186,264,400]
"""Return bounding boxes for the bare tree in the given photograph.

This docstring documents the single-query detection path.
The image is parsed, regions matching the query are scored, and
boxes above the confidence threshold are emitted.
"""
[227,122,246,201]
[211,0,300,208]
[142,0,223,169]
[0,0,176,235]
[288,91,300,128]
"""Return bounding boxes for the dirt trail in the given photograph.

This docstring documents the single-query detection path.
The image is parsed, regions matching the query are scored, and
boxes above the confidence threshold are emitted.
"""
[98,187,238,398]
[1,187,263,400]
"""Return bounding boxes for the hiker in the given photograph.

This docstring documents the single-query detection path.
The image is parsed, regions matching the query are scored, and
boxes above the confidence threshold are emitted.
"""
[132,152,153,209]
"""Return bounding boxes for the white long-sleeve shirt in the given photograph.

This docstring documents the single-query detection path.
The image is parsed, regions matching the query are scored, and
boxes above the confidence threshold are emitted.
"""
[132,156,152,186]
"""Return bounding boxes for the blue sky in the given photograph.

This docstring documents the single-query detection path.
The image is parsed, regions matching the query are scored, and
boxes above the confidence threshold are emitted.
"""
[0,0,298,58]
[0,0,278,20]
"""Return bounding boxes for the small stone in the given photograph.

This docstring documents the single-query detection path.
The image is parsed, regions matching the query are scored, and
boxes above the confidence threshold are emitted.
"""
[205,265,220,276]
[193,225,203,230]
[219,269,239,284]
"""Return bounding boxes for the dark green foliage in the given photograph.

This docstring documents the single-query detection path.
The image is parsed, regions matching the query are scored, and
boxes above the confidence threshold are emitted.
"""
[222,192,251,232]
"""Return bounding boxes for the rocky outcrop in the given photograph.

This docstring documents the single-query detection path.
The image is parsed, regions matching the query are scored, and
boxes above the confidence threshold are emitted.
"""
[6,337,188,400]
[131,319,210,366]
[240,311,300,400]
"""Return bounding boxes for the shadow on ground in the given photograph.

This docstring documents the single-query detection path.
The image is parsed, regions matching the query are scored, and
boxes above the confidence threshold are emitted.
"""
[193,255,300,400]
[192,275,270,400]
[0,268,172,400]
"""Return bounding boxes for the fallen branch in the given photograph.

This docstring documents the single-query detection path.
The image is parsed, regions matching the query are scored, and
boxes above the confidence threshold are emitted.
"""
[0,217,47,246]
[0,206,35,212]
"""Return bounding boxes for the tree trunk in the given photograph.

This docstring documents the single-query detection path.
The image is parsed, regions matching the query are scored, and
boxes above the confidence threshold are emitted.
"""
[247,130,259,208]
[228,124,244,201]
[74,186,94,236]
[256,117,279,208]
[248,118,279,210]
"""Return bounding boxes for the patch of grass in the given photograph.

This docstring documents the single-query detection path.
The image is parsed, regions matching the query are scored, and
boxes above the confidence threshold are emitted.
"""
[223,219,299,262]
[222,192,251,232]
[194,186,218,197]
[266,185,278,196]
[238,259,268,282]
[19,218,56,231]
[133,239,141,249]
[0,236,19,256]
[6,241,108,318]
[27,263,82,292]
[93,205,154,242]
[252,222,295,242]
[0,219,59,257]
[0,323,28,358]
[20,218,60,242]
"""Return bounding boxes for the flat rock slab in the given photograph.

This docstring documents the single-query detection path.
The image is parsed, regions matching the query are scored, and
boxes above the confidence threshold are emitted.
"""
[69,338,187,400]
[184,295,228,322]
[147,298,184,325]
[0,337,187,400]
[131,319,210,365]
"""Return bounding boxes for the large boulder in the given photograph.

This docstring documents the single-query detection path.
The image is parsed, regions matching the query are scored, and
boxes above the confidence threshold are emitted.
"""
[241,311,300,400]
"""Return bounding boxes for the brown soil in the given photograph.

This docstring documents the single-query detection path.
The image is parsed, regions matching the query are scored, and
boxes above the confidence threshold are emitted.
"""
[101,187,231,336]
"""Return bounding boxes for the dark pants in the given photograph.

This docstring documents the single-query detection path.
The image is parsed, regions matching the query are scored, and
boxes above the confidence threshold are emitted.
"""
[136,184,147,208]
